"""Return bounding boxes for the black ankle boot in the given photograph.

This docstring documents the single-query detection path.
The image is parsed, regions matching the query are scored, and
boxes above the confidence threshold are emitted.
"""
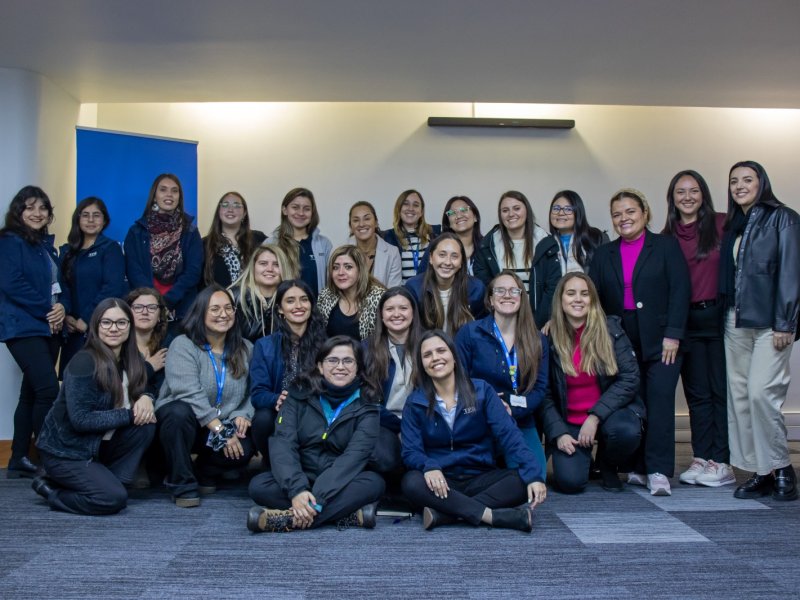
[357,501,379,528]
[7,456,42,479]
[422,507,458,530]
[773,466,798,501]
[491,507,533,533]
[247,506,294,533]
[31,476,55,500]
[734,473,774,499]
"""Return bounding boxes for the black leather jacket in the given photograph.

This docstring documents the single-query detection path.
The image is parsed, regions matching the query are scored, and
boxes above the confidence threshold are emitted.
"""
[733,202,800,332]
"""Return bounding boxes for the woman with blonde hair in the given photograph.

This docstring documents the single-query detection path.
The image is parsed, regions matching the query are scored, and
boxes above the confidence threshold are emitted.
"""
[230,244,297,342]
[382,189,441,282]
[316,245,385,340]
[541,273,643,493]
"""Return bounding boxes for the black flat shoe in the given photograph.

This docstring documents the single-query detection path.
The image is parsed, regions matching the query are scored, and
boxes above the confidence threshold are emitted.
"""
[601,468,624,492]
[733,473,774,499]
[7,456,42,479]
[772,466,798,501]
[31,476,55,500]
[422,507,458,530]
[491,507,533,533]
[357,501,379,529]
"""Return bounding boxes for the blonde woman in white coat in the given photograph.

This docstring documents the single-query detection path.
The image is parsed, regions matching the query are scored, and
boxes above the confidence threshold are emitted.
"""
[348,202,402,288]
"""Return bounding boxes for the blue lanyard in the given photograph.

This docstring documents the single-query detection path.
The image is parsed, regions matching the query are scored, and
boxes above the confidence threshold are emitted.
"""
[492,320,518,394]
[204,345,227,413]
[405,230,421,271]
[320,390,360,436]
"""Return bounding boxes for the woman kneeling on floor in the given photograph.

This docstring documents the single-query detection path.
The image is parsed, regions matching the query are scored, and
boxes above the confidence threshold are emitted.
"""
[155,285,255,507]
[401,330,546,532]
[247,335,385,532]
[33,299,156,515]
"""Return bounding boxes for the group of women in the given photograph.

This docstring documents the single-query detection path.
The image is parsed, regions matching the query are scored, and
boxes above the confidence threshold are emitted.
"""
[1,159,797,534]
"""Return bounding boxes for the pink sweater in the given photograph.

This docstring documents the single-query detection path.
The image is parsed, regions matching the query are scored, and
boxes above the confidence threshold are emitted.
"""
[620,234,645,310]
[565,326,602,425]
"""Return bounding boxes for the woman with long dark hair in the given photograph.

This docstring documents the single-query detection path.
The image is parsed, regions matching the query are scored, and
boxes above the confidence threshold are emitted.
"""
[59,196,127,375]
[590,188,690,496]
[401,330,546,531]
[32,299,156,514]
[155,285,255,507]
[661,171,731,487]
[125,287,171,392]
[249,279,327,464]
[541,273,643,493]
[545,190,609,275]
[405,233,486,335]
[382,189,441,282]
[440,195,483,274]
[124,174,203,329]
[721,161,799,501]
[267,187,332,298]
[347,201,402,287]
[0,186,67,478]
[203,191,266,288]
[247,336,385,532]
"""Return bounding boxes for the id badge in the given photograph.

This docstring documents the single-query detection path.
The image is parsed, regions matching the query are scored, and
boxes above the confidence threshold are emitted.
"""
[509,394,527,408]
[51,282,62,295]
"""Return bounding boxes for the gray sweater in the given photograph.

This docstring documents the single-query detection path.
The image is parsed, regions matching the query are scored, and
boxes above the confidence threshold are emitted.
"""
[156,335,254,426]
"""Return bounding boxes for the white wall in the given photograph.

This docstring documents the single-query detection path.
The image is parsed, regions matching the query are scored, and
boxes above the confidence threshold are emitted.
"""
[0,68,80,439]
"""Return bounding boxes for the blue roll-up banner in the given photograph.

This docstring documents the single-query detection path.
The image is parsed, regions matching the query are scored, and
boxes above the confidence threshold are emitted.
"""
[76,127,198,243]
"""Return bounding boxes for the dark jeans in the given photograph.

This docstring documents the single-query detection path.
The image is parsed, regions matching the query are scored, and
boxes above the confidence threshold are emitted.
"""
[251,407,276,465]
[156,401,255,497]
[550,408,642,494]
[682,334,729,463]
[5,336,60,459]
[39,423,155,515]
[401,468,527,526]
[58,331,86,380]
[248,470,385,527]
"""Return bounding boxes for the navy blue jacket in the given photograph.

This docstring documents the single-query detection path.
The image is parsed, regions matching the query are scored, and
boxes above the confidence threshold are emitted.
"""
[401,379,544,484]
[60,234,127,323]
[362,339,405,433]
[0,232,68,342]
[250,332,287,410]
[382,225,442,251]
[404,273,487,325]
[123,216,203,320]
[455,315,549,429]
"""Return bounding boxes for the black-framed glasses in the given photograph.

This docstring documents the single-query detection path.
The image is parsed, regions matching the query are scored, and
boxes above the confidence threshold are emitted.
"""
[99,318,130,330]
[492,286,522,297]
[322,357,356,368]
[445,207,471,217]
[131,303,160,314]
[551,205,575,215]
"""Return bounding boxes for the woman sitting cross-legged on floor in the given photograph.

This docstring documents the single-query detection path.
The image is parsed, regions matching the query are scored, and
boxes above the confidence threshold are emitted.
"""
[401,330,546,532]
[540,273,644,494]
[155,285,255,508]
[247,335,385,532]
[33,299,156,515]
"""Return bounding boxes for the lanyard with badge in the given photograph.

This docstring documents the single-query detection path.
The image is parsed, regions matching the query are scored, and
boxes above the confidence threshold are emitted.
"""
[204,345,227,415]
[405,231,421,272]
[492,320,527,409]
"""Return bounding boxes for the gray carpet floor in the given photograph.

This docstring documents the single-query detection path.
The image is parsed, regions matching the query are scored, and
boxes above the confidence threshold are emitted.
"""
[1,443,799,600]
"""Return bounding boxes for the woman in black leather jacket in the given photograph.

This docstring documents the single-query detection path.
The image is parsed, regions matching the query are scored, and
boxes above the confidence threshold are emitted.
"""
[721,160,800,502]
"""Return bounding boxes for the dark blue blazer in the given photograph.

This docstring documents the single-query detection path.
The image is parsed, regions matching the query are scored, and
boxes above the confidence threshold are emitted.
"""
[401,379,544,483]
[60,234,127,323]
[0,232,68,342]
[455,315,548,429]
[381,224,442,251]
[250,332,287,410]
[404,273,487,323]
[123,216,203,320]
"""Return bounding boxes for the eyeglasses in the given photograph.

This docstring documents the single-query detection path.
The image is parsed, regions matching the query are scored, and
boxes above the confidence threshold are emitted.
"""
[208,305,235,316]
[492,286,522,297]
[322,357,356,368]
[445,207,471,217]
[99,318,130,330]
[79,212,104,221]
[220,201,244,210]
[551,205,575,215]
[131,303,160,314]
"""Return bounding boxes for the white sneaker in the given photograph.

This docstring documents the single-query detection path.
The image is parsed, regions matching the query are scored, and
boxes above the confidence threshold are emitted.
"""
[627,472,647,487]
[695,461,736,487]
[648,473,671,496]
[679,458,708,485]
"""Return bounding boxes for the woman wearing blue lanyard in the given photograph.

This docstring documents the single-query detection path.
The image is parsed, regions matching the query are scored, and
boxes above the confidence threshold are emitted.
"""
[455,271,548,469]
[247,336,385,532]
[382,189,441,283]
[155,285,255,507]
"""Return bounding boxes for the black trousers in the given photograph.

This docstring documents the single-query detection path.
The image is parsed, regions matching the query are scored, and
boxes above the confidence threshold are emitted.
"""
[371,426,403,474]
[248,470,385,527]
[682,334,729,463]
[549,408,642,494]
[39,423,155,515]
[401,468,527,525]
[250,407,276,464]
[5,336,60,458]
[622,312,681,477]
[156,401,255,497]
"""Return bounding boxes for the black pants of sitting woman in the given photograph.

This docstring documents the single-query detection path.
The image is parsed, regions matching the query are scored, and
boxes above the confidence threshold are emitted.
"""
[249,470,385,528]
[550,408,642,494]
[39,423,155,515]
[401,468,527,525]
[156,401,255,497]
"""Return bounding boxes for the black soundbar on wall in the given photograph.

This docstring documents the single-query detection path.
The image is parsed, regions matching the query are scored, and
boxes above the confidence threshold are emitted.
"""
[428,116,575,129]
